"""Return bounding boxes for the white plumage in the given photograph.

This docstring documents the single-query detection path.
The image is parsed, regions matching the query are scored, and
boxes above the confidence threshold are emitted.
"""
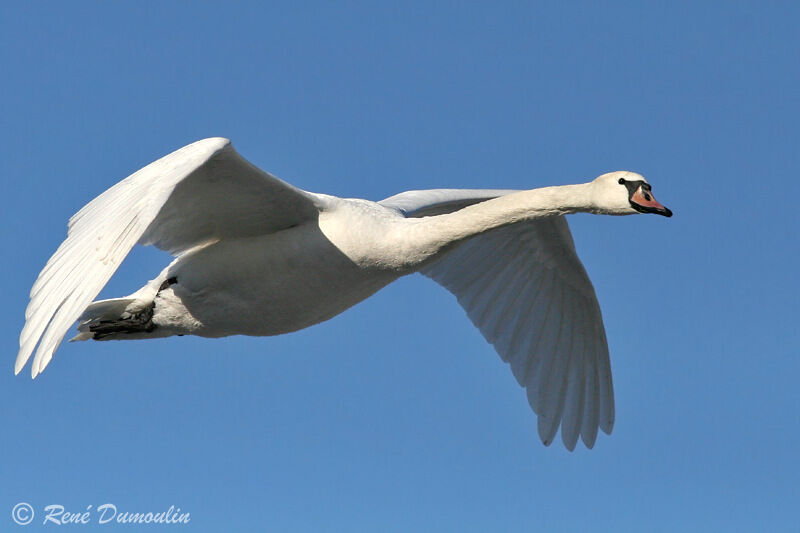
[16,138,671,450]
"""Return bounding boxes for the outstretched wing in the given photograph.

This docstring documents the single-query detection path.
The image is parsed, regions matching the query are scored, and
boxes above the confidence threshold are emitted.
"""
[381,189,613,450]
[18,138,320,378]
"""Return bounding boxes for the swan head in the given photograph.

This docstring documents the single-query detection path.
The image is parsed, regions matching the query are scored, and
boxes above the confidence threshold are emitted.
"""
[591,171,672,217]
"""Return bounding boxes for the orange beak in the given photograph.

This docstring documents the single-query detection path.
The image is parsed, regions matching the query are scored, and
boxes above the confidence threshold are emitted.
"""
[631,186,672,217]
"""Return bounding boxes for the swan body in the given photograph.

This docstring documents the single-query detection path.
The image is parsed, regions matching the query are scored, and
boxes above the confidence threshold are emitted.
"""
[16,138,671,450]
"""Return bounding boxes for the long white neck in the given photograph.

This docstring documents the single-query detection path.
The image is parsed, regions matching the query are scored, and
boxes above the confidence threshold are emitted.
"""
[395,183,596,268]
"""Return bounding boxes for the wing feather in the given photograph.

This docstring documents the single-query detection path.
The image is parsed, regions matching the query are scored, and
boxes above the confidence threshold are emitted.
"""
[580,314,601,448]
[462,245,521,326]
[561,301,587,450]
[478,257,529,343]
[458,246,515,313]
[536,284,571,445]
[510,270,555,390]
[510,270,555,389]
[494,269,547,363]
[596,316,615,434]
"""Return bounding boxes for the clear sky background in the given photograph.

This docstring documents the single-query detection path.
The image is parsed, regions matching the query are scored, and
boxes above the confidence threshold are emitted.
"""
[1,1,798,531]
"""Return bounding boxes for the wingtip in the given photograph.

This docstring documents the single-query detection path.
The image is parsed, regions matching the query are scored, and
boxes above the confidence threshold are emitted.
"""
[30,352,54,379]
[14,351,29,376]
[191,137,231,152]
[538,417,560,449]
[29,355,40,378]
[580,431,598,449]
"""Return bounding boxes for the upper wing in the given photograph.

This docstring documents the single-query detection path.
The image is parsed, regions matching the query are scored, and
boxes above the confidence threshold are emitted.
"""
[383,189,613,450]
[18,138,320,378]
[379,188,518,217]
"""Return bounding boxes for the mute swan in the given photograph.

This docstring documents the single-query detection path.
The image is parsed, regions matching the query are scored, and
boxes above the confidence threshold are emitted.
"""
[16,138,671,450]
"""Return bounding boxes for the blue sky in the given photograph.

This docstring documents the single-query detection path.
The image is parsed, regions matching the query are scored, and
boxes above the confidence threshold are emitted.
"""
[2,1,798,531]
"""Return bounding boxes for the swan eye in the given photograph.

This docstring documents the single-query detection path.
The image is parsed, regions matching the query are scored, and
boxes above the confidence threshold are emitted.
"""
[618,178,626,185]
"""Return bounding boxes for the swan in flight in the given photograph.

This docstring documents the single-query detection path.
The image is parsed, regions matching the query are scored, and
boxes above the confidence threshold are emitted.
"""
[16,138,671,450]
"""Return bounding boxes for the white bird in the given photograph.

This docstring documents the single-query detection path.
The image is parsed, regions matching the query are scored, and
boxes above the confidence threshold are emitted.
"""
[16,138,671,450]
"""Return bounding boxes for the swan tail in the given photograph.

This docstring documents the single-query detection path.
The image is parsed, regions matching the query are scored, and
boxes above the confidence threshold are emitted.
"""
[70,297,156,341]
